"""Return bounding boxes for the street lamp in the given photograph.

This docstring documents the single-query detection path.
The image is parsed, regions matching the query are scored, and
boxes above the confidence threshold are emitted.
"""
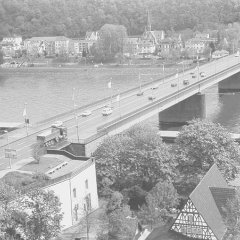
[74,104,80,143]
[162,63,165,82]
[4,130,12,169]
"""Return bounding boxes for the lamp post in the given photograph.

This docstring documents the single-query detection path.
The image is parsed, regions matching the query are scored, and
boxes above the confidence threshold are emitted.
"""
[162,63,165,82]
[138,72,142,93]
[74,104,80,143]
[4,130,11,169]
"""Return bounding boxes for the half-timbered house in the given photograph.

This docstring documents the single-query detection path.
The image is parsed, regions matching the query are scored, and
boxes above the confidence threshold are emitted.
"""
[171,164,235,240]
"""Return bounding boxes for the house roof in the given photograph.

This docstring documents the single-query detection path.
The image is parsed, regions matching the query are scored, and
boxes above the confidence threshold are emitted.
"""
[210,187,235,216]
[29,36,69,42]
[189,164,233,240]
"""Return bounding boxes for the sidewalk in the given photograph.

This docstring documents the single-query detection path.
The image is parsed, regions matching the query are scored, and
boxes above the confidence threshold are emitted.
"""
[0,157,34,178]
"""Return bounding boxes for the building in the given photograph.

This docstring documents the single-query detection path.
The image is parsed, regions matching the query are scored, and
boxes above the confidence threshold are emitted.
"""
[171,164,235,240]
[2,36,22,46]
[24,36,70,56]
[185,38,208,54]
[123,37,140,56]
[4,152,99,230]
[85,31,99,41]
[185,33,217,55]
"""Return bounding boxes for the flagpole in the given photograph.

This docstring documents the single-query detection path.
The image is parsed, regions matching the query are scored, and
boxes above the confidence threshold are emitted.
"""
[24,102,28,136]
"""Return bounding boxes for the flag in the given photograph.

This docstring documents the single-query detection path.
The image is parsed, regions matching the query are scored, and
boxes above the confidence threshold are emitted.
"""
[23,105,27,118]
[116,94,120,102]
[108,81,112,89]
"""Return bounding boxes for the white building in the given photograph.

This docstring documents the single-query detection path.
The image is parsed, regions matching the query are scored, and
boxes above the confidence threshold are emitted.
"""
[4,154,99,230]
[43,156,99,229]
[2,36,22,46]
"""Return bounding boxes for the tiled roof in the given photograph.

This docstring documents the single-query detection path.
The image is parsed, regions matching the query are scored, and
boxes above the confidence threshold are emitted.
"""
[29,36,69,41]
[210,187,235,217]
[190,164,231,240]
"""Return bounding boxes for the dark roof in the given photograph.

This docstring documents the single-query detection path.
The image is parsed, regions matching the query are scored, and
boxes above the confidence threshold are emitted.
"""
[210,187,235,217]
[190,164,231,240]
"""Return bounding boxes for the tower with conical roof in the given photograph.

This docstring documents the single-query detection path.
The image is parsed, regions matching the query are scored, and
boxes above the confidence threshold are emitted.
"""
[147,9,151,32]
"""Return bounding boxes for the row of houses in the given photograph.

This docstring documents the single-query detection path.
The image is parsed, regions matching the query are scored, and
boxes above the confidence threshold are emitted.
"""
[0,29,217,59]
[0,32,99,57]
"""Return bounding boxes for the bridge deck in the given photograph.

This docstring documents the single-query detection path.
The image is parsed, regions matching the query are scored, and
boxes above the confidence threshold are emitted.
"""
[159,131,240,142]
[0,122,22,129]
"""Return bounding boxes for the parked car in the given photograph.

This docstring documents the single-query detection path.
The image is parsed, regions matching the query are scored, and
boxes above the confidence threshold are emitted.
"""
[148,95,156,100]
[137,91,144,96]
[102,107,113,116]
[151,85,158,90]
[80,110,92,117]
[200,72,206,77]
[192,75,197,78]
[183,80,189,85]
[190,72,195,75]
[51,121,63,128]
[171,83,177,87]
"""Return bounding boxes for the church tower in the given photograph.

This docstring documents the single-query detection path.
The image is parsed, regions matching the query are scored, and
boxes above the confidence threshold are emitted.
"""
[147,9,151,32]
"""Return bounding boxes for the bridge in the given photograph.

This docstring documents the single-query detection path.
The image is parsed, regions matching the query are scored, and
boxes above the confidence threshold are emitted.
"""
[1,54,240,168]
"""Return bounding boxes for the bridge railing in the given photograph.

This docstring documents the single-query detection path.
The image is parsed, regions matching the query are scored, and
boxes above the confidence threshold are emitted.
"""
[96,61,240,134]
[35,65,196,127]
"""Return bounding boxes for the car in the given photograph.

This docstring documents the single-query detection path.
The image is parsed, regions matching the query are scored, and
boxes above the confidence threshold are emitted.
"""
[200,72,206,77]
[183,80,189,85]
[171,83,177,87]
[137,91,144,96]
[192,75,197,78]
[102,107,113,116]
[80,110,92,117]
[151,85,158,90]
[51,121,63,128]
[235,52,240,57]
[190,72,195,75]
[148,95,156,100]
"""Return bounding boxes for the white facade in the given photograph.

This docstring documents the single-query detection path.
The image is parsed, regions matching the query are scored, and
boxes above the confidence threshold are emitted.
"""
[44,159,99,229]
[2,36,22,46]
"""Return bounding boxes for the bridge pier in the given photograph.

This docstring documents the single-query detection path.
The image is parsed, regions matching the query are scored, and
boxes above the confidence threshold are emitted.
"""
[218,73,240,92]
[159,93,206,130]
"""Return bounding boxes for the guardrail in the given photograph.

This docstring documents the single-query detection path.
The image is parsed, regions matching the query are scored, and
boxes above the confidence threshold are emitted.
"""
[96,61,240,134]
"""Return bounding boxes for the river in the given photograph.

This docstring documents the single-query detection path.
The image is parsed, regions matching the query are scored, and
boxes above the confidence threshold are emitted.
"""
[0,66,240,133]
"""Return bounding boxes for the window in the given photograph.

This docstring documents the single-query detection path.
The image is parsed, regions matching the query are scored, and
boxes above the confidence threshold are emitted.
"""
[85,179,88,189]
[73,188,76,198]
[188,214,194,224]
[74,204,79,221]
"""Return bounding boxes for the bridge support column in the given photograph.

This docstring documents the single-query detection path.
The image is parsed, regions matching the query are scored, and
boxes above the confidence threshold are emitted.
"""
[159,93,206,130]
[218,73,240,93]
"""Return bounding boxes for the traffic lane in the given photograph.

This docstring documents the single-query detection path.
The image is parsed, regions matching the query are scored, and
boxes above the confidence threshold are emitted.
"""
[0,55,238,153]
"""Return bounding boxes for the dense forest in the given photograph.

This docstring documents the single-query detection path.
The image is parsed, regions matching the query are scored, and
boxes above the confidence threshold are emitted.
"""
[0,0,240,39]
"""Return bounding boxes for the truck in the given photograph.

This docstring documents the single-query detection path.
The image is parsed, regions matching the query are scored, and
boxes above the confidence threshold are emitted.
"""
[37,125,67,147]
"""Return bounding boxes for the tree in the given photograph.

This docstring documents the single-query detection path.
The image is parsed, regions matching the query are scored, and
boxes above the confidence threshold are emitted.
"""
[138,181,179,229]
[174,119,240,195]
[122,185,147,210]
[92,24,127,62]
[106,191,124,214]
[22,188,63,240]
[94,124,176,195]
[222,187,240,239]
[0,181,26,240]
[32,141,47,164]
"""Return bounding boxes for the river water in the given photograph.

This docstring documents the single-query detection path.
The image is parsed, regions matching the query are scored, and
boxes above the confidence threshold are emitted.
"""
[0,67,240,133]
